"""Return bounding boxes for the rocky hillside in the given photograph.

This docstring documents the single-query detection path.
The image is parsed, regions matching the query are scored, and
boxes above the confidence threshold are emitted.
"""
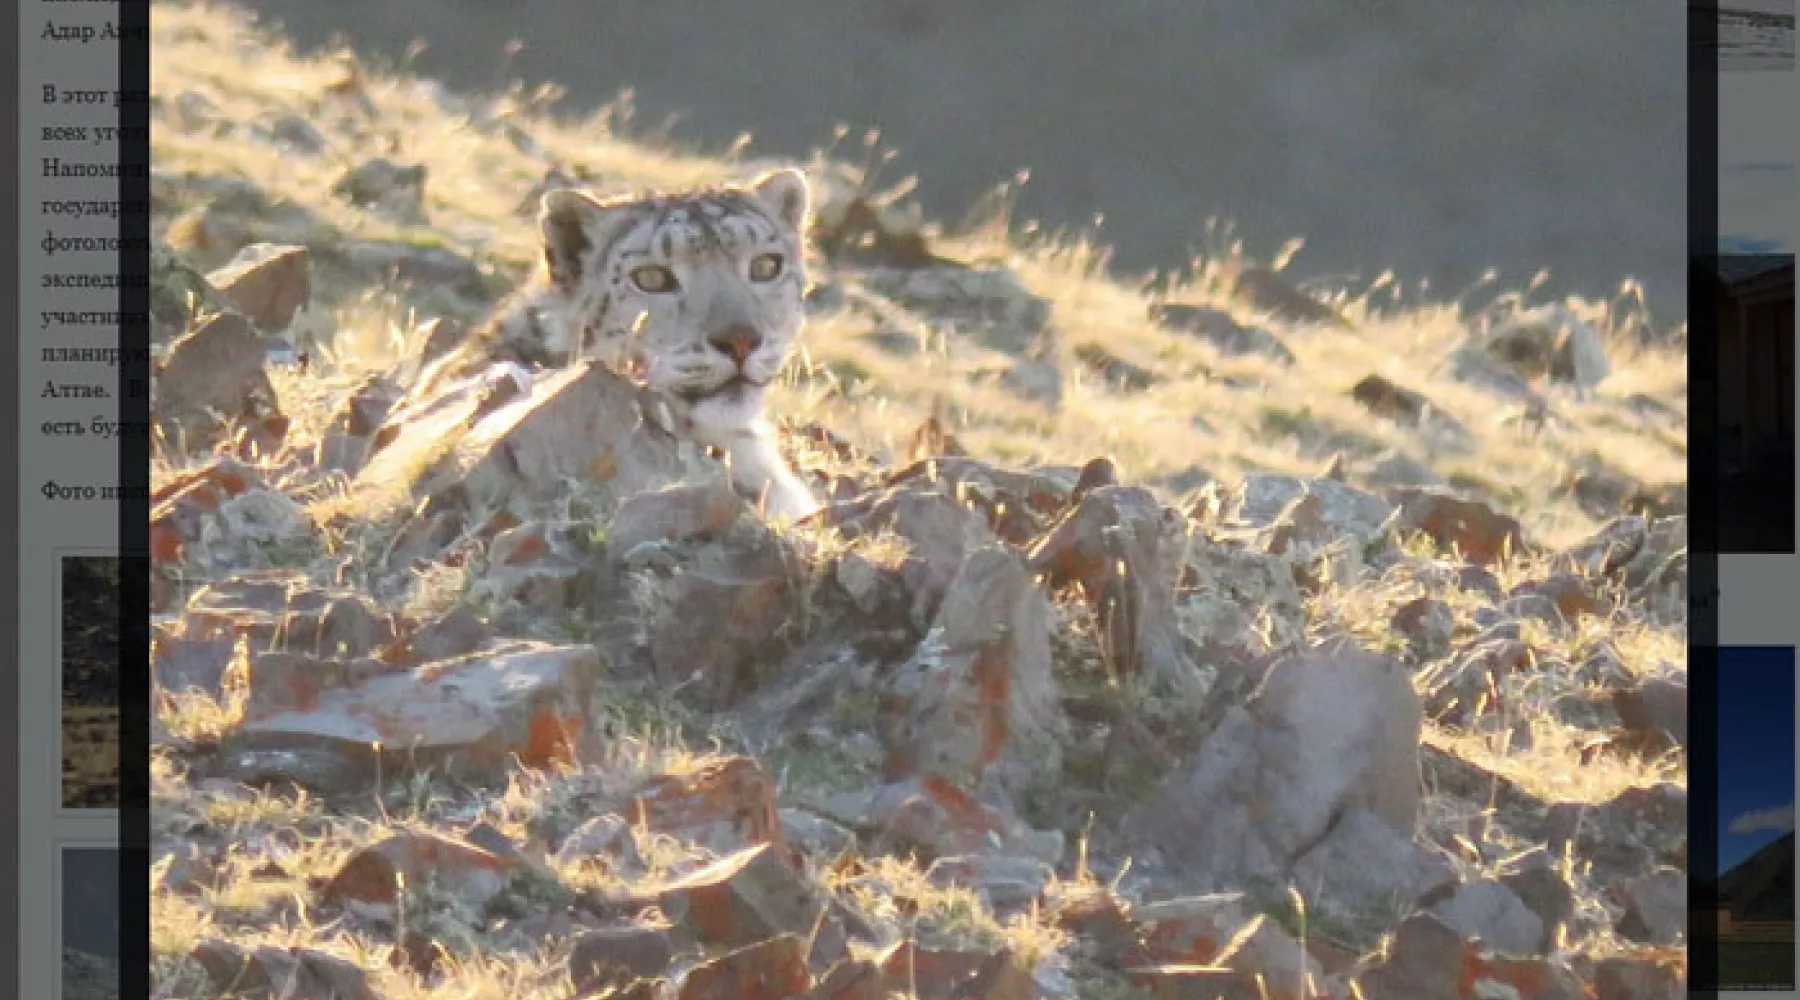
[148,3,1689,998]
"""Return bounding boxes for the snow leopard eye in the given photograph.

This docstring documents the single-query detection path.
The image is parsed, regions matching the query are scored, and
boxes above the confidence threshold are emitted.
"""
[748,252,784,283]
[630,265,679,294]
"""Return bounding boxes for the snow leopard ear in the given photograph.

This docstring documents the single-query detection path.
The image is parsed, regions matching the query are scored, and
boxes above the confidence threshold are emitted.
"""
[746,167,810,233]
[539,188,635,293]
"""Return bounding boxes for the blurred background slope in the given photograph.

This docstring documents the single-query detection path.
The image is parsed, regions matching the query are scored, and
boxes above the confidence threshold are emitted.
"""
[222,0,1688,320]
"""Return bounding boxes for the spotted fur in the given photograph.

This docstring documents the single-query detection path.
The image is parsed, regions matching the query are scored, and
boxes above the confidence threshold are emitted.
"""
[418,168,819,521]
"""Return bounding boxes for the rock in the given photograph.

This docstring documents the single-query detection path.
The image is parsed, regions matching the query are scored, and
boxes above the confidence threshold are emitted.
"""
[1592,952,1684,1000]
[679,934,812,1000]
[342,239,487,294]
[857,265,1052,357]
[1153,465,1218,499]
[190,489,314,569]
[356,359,690,525]
[1630,482,1685,519]
[808,958,887,1000]
[1500,862,1577,954]
[779,808,856,864]
[154,840,223,896]
[1232,474,1394,547]
[476,520,585,611]
[884,546,1067,798]
[810,192,940,269]
[623,756,784,855]
[1350,374,1435,428]
[904,413,970,464]
[1544,784,1686,884]
[1134,893,1323,993]
[152,579,397,696]
[255,112,328,156]
[231,643,602,792]
[817,777,1064,865]
[1612,678,1688,751]
[1626,517,1686,599]
[997,359,1064,408]
[167,88,222,131]
[150,457,263,565]
[1073,343,1157,392]
[925,855,1053,912]
[321,829,525,913]
[828,484,999,626]
[1508,573,1603,623]
[1391,597,1455,660]
[554,814,647,877]
[413,314,470,368]
[1388,487,1526,566]
[189,940,378,1000]
[607,480,752,556]
[1124,966,1269,1000]
[1562,515,1685,598]
[381,606,494,666]
[1287,807,1458,935]
[875,943,1034,1000]
[1570,470,1683,523]
[331,157,427,218]
[1428,878,1547,957]
[1455,564,1504,601]
[569,923,676,993]
[657,843,820,950]
[884,455,1075,546]
[1123,643,1425,907]
[1614,868,1686,945]
[626,518,802,709]
[831,549,910,621]
[239,651,405,724]
[1028,485,1202,694]
[384,316,472,392]
[311,374,404,476]
[205,243,311,334]
[1258,488,1380,592]
[1356,912,1587,1000]
[1364,450,1442,490]
[1231,267,1351,328]
[1048,886,1152,969]
[1419,744,1554,845]
[1421,637,1533,725]
[1483,304,1610,390]
[154,309,285,454]
[1561,515,1648,574]
[1148,303,1295,364]
[150,242,240,344]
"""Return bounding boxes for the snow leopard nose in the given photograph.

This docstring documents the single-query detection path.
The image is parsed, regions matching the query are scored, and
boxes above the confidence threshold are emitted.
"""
[707,323,763,366]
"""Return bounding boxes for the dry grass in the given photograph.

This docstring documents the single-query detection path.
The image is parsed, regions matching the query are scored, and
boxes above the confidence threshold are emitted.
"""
[150,1,1685,553]
[62,707,122,810]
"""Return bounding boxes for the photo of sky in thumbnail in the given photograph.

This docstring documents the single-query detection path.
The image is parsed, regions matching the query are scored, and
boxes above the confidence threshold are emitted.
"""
[1713,0,1796,70]
[1715,646,1798,991]
[1718,645,1796,886]
[1721,163,1795,256]
[1719,57,1796,256]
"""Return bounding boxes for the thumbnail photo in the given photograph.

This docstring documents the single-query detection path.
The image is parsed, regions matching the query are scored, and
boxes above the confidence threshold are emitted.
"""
[62,847,120,1000]
[1709,256,1796,553]
[1709,0,1797,71]
[145,3,1687,998]
[1710,646,1797,991]
[60,556,120,810]
[1720,162,1795,257]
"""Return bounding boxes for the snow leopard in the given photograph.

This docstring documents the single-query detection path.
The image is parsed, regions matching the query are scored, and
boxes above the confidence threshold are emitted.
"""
[414,168,819,521]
